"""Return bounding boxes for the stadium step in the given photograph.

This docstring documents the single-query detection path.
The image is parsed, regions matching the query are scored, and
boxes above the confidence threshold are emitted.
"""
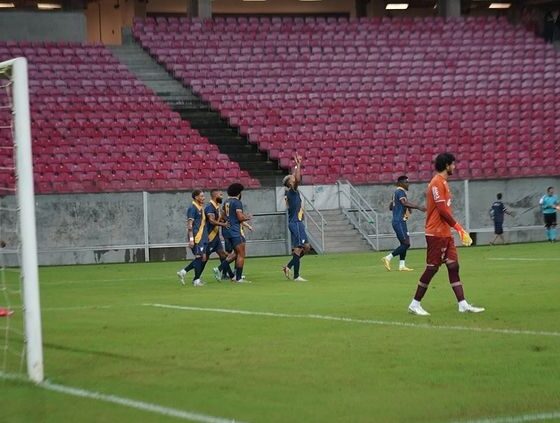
[307,209,375,253]
[108,43,198,106]
[178,105,287,186]
[110,39,288,186]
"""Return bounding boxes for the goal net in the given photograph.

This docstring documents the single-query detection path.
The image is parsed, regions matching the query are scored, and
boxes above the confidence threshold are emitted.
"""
[0,57,43,383]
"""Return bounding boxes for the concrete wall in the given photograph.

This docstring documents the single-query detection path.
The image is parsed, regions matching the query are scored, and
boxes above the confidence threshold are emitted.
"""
[356,176,560,251]
[0,11,86,42]
[212,0,356,17]
[1,177,558,266]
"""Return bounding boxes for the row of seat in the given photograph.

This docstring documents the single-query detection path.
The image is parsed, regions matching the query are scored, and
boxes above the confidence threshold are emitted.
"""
[133,16,560,184]
[0,41,261,193]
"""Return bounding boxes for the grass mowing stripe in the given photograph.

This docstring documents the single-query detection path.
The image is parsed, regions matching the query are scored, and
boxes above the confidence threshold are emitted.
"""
[145,304,560,338]
[487,258,560,261]
[451,411,560,423]
[0,372,245,423]
[43,277,167,286]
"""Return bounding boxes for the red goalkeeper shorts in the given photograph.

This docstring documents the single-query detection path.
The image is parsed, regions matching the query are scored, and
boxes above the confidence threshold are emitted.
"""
[425,236,458,266]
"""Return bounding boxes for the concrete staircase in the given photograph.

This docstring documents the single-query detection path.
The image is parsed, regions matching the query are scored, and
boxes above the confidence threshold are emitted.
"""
[307,209,372,253]
[109,37,287,186]
[109,43,199,108]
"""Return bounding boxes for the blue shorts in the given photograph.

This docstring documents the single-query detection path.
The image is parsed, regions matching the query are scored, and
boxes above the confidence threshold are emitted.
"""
[191,241,207,257]
[289,221,308,249]
[494,221,504,235]
[224,235,245,250]
[206,237,224,255]
[392,221,409,244]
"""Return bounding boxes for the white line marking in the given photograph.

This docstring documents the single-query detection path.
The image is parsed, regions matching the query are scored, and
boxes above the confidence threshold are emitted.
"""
[487,258,560,261]
[145,304,560,338]
[451,411,560,423]
[0,372,245,423]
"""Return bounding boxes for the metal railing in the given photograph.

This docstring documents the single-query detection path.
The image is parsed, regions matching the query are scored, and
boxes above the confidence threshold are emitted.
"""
[336,179,379,251]
[298,190,326,254]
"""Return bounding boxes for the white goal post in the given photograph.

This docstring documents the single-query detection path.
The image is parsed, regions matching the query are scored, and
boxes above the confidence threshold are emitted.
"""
[0,57,43,383]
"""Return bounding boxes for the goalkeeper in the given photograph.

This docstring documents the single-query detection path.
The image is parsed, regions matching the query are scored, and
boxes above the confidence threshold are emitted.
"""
[407,153,485,316]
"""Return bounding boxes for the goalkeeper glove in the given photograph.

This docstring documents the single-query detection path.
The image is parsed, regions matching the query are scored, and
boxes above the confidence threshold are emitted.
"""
[453,223,473,247]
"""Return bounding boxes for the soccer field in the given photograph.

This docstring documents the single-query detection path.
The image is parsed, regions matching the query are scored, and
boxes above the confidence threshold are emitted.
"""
[3,243,560,423]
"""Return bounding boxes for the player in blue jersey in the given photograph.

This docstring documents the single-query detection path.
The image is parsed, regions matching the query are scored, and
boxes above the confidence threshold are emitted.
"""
[489,193,513,245]
[382,175,426,272]
[204,189,234,281]
[282,153,310,282]
[217,183,252,283]
[539,186,560,242]
[177,189,208,287]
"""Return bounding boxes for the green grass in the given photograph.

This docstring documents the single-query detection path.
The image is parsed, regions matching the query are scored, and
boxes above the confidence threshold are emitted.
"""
[3,243,560,423]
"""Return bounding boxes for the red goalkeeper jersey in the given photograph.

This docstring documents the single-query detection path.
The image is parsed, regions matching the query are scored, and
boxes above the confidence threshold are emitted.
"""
[425,174,456,238]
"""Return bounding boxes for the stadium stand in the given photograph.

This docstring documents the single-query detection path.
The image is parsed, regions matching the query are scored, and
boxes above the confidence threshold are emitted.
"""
[133,16,560,184]
[0,41,260,194]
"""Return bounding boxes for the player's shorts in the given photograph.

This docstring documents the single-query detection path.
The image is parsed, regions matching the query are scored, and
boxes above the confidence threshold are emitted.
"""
[289,221,308,249]
[224,235,245,250]
[544,212,557,228]
[392,220,410,244]
[206,236,224,255]
[494,220,504,235]
[425,236,458,266]
[191,241,207,257]
[224,237,233,253]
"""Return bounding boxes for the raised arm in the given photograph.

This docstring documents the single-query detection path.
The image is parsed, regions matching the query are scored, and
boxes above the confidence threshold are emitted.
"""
[293,153,302,189]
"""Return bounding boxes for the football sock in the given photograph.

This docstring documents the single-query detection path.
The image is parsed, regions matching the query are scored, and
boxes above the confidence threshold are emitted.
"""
[399,260,406,268]
[235,266,243,281]
[414,266,438,301]
[446,261,465,302]
[184,261,195,272]
[292,254,301,278]
[385,253,394,260]
[551,227,557,240]
[220,259,234,278]
[287,253,300,270]
[193,258,204,280]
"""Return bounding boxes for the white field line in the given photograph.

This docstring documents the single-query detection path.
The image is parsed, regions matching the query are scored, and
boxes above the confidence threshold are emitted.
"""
[451,410,560,423]
[0,372,245,423]
[487,258,560,261]
[145,304,560,338]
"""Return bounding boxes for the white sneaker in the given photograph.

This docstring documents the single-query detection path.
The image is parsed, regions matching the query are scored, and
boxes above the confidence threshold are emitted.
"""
[294,276,308,282]
[458,302,485,313]
[408,302,430,316]
[212,267,222,281]
[177,269,186,285]
[193,279,205,287]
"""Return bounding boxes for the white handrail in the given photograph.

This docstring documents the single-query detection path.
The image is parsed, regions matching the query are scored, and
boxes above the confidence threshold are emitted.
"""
[337,179,379,250]
[299,190,326,253]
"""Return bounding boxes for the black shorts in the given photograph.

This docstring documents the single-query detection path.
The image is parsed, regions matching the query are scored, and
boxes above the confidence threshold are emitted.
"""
[494,221,503,235]
[544,213,557,228]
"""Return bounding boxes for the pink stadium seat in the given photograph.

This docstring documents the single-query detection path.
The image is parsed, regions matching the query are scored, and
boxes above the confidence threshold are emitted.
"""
[0,40,259,193]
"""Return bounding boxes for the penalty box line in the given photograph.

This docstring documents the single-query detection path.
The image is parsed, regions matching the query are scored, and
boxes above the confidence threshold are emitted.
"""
[145,304,560,338]
[0,372,245,423]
